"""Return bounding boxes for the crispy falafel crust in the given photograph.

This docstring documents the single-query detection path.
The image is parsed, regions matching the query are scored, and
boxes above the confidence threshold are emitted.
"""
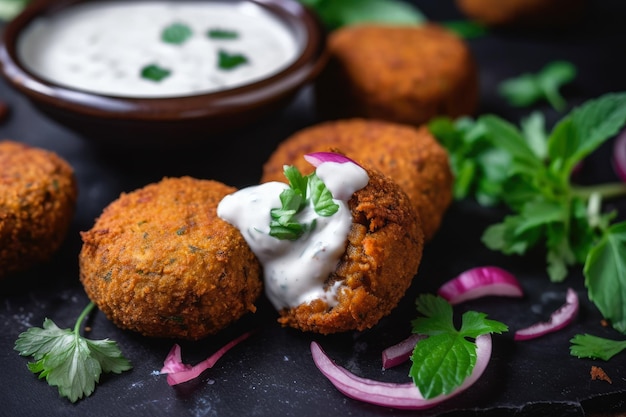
[316,24,478,126]
[79,177,262,340]
[261,119,453,241]
[0,140,77,278]
[456,0,585,27]
[277,168,424,334]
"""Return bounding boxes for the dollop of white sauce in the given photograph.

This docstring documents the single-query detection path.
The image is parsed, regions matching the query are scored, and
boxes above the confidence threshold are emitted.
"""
[218,162,369,310]
[17,1,301,97]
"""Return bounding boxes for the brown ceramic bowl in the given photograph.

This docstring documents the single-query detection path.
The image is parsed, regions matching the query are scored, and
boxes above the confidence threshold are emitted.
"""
[0,0,327,147]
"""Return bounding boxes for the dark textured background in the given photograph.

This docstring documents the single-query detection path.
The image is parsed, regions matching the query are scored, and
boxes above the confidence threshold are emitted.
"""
[1,1,626,416]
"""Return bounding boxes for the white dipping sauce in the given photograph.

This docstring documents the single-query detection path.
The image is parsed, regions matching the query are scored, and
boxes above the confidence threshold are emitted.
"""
[218,161,369,310]
[17,1,301,97]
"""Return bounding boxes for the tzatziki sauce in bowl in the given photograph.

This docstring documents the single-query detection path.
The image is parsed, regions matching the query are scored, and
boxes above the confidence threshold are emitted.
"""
[0,0,327,147]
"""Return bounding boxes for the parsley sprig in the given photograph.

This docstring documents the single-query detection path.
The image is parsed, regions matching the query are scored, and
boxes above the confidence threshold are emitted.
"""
[269,165,339,240]
[570,333,626,361]
[410,294,507,399]
[429,92,626,335]
[14,302,132,403]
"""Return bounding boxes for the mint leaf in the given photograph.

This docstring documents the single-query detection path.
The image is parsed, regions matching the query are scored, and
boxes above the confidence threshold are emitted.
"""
[499,61,576,111]
[141,64,171,82]
[162,22,193,45]
[584,221,626,333]
[14,303,132,403]
[207,28,239,39]
[409,294,507,399]
[217,50,248,70]
[570,333,626,361]
[303,0,425,30]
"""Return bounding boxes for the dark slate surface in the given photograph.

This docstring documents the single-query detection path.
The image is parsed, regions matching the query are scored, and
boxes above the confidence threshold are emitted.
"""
[1,1,626,416]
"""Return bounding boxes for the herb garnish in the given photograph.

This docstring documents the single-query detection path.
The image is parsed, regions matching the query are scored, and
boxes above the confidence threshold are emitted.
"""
[0,0,31,21]
[217,50,248,70]
[161,22,193,45]
[429,92,626,335]
[141,64,171,82]
[297,0,425,30]
[499,60,577,112]
[570,333,626,361]
[410,294,507,399]
[207,28,239,39]
[269,165,339,240]
[14,302,132,403]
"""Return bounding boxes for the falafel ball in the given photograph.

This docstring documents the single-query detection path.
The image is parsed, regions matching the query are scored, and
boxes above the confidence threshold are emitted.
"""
[261,119,453,241]
[316,24,478,126]
[0,140,77,278]
[455,0,586,28]
[79,177,262,340]
[277,167,424,334]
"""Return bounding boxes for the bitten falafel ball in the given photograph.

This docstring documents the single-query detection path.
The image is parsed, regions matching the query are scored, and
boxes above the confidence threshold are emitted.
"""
[0,140,77,278]
[316,24,478,126]
[261,119,453,241]
[79,177,262,340]
[277,167,424,334]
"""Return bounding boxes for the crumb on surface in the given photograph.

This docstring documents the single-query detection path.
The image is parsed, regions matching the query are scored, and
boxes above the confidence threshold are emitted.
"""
[590,366,612,384]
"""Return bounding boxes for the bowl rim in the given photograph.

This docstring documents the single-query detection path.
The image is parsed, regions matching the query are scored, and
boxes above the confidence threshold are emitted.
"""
[0,0,328,122]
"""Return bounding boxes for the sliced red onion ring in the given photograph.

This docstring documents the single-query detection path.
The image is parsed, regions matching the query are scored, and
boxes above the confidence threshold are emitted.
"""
[160,331,252,386]
[438,266,524,305]
[381,334,426,370]
[514,288,579,341]
[304,152,359,167]
[311,334,492,410]
[612,129,626,182]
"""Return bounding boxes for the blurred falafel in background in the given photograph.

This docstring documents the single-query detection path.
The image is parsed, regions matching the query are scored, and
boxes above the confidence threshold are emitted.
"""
[455,0,586,28]
[79,177,262,340]
[315,24,479,126]
[0,140,77,279]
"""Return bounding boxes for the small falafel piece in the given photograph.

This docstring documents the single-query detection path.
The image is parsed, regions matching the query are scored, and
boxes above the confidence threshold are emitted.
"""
[0,140,77,278]
[455,0,586,28]
[261,119,453,241]
[316,24,478,126]
[79,177,262,340]
[277,167,424,334]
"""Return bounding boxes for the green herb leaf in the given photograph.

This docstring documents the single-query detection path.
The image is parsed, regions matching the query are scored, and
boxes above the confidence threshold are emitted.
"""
[14,302,132,403]
[300,0,425,30]
[409,294,507,399]
[141,64,171,82]
[308,174,339,217]
[218,50,248,70]
[0,0,31,21]
[584,221,626,333]
[207,28,239,39]
[570,333,626,361]
[162,22,193,45]
[441,20,488,39]
[499,61,577,111]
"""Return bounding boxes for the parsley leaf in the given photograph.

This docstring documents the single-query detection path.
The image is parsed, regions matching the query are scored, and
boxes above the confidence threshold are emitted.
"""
[161,22,193,45]
[217,50,248,70]
[570,333,626,361]
[269,166,339,240]
[410,294,507,399]
[298,0,425,30]
[441,20,488,39]
[141,64,171,82]
[499,61,577,111]
[14,302,132,403]
[207,28,239,39]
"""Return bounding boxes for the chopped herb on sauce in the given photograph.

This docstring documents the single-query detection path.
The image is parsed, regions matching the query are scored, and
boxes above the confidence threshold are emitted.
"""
[141,64,171,82]
[207,28,239,39]
[162,22,193,45]
[217,50,249,70]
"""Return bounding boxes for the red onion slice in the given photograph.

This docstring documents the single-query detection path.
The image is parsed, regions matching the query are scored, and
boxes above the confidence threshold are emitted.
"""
[160,331,252,385]
[381,334,426,370]
[613,129,626,182]
[304,152,359,167]
[514,288,579,341]
[311,334,492,410]
[438,266,524,305]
